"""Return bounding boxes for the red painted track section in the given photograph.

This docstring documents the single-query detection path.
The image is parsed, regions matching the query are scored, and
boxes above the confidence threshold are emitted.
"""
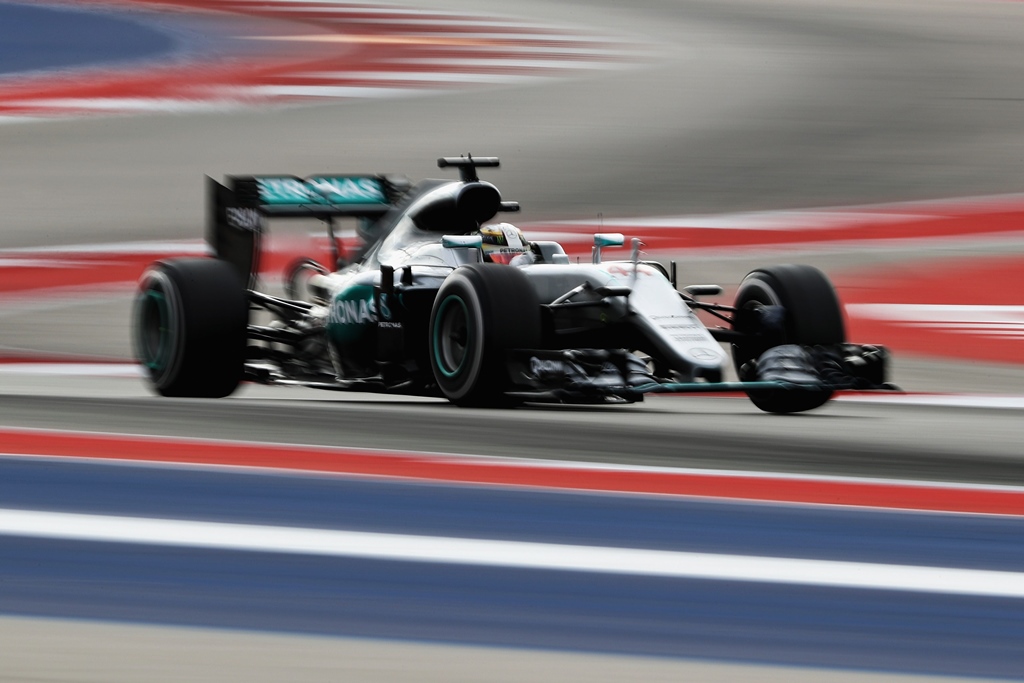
[0,0,637,120]
[3,426,1024,516]
[0,245,202,295]
[3,194,1023,365]
[3,194,1024,293]
[531,195,1024,252]
[839,254,1024,364]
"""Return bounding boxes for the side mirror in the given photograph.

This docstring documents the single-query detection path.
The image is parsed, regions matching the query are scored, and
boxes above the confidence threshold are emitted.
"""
[442,234,484,265]
[592,233,625,264]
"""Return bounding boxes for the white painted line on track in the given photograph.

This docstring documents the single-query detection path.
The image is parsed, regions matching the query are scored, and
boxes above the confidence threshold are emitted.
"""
[554,211,931,231]
[295,71,546,83]
[839,393,1024,410]
[847,304,1024,341]
[0,286,134,313]
[0,259,71,268]
[0,240,206,256]
[0,363,141,377]
[232,4,476,14]
[339,18,558,28]
[2,508,1023,598]
[299,63,611,77]
[242,85,448,99]
[372,32,608,43]
[393,46,640,57]
[371,59,622,70]
[1,357,1023,412]
[1,98,245,113]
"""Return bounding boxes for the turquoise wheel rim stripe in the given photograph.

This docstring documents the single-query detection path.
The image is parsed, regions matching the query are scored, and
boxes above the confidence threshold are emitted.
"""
[433,294,471,379]
[139,289,172,372]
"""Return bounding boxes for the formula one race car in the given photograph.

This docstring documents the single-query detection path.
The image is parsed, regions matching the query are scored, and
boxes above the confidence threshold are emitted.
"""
[133,155,892,412]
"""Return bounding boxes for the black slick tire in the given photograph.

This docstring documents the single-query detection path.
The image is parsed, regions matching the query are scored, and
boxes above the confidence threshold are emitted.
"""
[732,264,845,414]
[428,263,541,407]
[133,258,248,398]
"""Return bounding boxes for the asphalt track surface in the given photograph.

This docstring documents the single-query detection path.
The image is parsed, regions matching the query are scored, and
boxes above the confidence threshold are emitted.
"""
[3,0,1024,681]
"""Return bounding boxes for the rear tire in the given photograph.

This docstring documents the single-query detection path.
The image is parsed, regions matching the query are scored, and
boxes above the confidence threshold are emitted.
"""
[429,263,541,407]
[732,264,845,414]
[133,258,248,398]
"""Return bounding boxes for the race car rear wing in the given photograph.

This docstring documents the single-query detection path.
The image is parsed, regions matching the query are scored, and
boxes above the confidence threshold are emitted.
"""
[207,174,407,286]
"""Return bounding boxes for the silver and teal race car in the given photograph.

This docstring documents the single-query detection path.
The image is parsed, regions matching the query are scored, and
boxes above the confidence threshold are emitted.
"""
[133,155,892,412]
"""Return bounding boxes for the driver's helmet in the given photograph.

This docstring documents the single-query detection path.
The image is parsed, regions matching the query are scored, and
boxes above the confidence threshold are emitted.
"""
[479,223,533,265]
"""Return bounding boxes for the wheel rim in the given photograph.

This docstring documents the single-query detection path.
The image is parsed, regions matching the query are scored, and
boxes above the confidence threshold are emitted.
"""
[137,288,172,372]
[732,278,783,378]
[433,295,472,378]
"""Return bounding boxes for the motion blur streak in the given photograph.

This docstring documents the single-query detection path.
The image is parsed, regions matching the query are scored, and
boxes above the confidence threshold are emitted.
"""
[4,454,1024,678]
[0,0,643,120]
[5,426,1024,515]
[5,507,1024,597]
[4,194,1024,365]
[5,0,1024,679]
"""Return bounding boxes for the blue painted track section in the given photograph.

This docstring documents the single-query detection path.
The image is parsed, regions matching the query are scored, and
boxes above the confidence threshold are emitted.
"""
[0,2,177,76]
[2,456,1024,678]
[4,457,1024,570]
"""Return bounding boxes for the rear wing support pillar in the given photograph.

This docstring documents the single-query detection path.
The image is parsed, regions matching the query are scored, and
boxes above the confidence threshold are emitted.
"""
[207,176,262,288]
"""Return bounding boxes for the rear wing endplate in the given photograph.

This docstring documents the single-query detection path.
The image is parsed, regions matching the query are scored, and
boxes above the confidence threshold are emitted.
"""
[207,174,405,286]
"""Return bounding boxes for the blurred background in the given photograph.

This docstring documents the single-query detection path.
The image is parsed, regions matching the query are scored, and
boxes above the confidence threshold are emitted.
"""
[2,0,1024,681]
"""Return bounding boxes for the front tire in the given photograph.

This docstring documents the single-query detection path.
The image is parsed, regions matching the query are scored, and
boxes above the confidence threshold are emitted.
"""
[732,264,845,413]
[428,263,541,407]
[133,258,248,398]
